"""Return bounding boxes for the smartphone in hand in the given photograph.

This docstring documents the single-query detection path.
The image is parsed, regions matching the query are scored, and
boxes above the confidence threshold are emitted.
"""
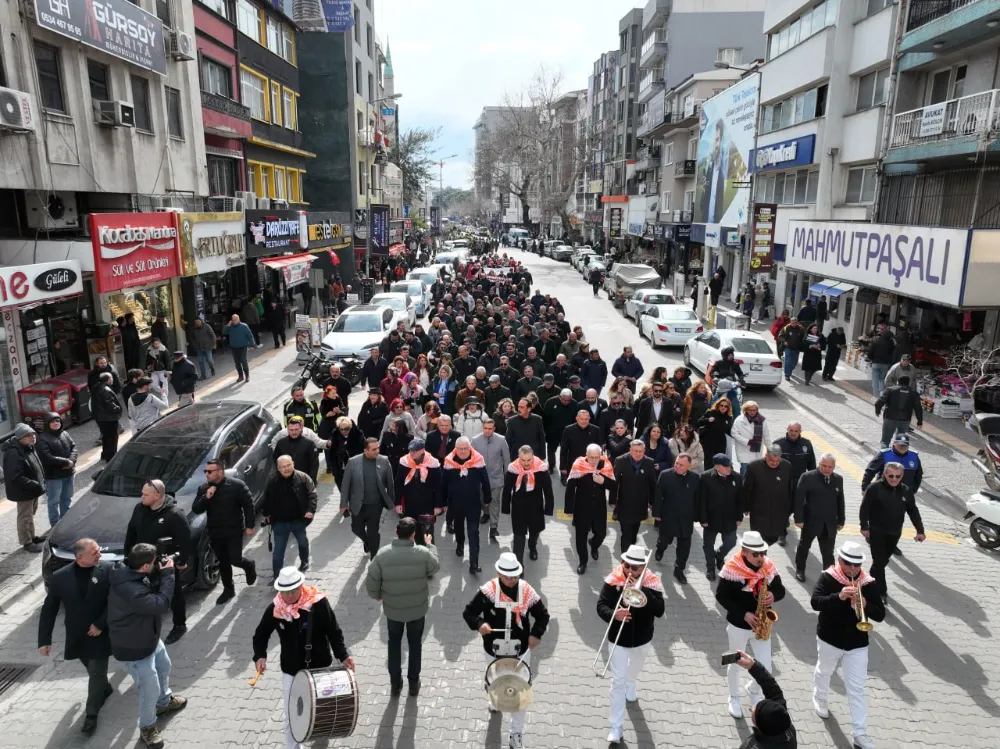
[720,651,741,666]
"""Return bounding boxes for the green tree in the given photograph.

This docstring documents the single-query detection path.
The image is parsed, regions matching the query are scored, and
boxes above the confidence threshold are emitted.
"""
[388,126,440,206]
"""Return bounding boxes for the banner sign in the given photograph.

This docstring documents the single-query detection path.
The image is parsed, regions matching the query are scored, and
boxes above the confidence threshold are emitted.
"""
[246,210,306,256]
[321,0,354,32]
[305,212,351,249]
[90,213,179,293]
[178,213,246,276]
[370,204,390,256]
[430,206,441,231]
[609,207,623,238]
[0,260,83,309]
[786,219,970,307]
[33,0,168,76]
[750,203,776,274]
[750,135,816,173]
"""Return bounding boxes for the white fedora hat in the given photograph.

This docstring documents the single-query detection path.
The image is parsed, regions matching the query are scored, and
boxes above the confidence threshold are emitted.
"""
[621,544,650,566]
[274,566,305,591]
[740,531,768,553]
[495,552,523,577]
[838,541,866,565]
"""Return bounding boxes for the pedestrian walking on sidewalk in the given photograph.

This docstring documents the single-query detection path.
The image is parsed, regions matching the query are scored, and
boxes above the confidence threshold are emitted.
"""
[866,327,895,398]
[823,327,846,381]
[144,339,171,403]
[36,412,78,526]
[874,376,922,449]
[169,351,198,406]
[128,378,169,431]
[91,373,123,463]
[801,324,825,385]
[222,314,255,382]
[266,299,288,348]
[793,454,845,582]
[777,319,805,382]
[189,318,217,379]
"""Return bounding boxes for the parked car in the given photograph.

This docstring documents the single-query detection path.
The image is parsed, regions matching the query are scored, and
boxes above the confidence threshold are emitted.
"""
[390,279,431,317]
[623,289,678,323]
[638,305,704,348]
[580,256,607,277]
[552,244,575,261]
[408,266,452,289]
[605,264,662,307]
[543,240,560,257]
[370,292,416,329]
[42,402,280,589]
[570,248,596,269]
[683,329,783,389]
[320,304,394,361]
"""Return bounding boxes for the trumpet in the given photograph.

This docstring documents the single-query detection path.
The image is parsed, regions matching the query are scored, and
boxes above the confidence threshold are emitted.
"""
[854,584,874,632]
[592,560,649,678]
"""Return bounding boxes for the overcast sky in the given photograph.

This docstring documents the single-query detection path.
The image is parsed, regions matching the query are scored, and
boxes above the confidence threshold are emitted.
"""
[377,0,637,191]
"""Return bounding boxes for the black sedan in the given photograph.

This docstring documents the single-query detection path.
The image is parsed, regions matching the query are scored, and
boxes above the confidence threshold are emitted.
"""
[43,401,279,589]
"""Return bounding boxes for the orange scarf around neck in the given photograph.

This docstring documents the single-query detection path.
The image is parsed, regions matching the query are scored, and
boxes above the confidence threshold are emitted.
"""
[568,456,615,482]
[399,453,440,484]
[272,585,326,621]
[443,448,486,476]
[719,554,777,594]
[508,456,547,491]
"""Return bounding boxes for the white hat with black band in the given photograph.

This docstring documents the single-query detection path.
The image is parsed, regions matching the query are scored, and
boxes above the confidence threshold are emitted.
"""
[622,544,650,566]
[740,531,769,553]
[495,552,523,577]
[273,566,305,591]
[838,541,866,565]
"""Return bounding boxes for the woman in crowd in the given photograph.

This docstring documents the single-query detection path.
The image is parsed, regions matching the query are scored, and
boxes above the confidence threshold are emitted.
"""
[607,376,634,407]
[663,382,684,422]
[326,416,364,490]
[606,419,633,462]
[382,397,417,436]
[801,323,825,386]
[731,400,771,477]
[696,397,733,471]
[415,401,441,440]
[431,364,457,416]
[683,380,712,427]
[668,366,692,397]
[642,424,673,474]
[399,371,426,410]
[317,384,347,440]
[379,418,412,477]
[647,367,668,387]
[668,423,704,468]
[492,398,516,436]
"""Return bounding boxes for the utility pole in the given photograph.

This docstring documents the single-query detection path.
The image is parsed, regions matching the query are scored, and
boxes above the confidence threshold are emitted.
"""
[435,154,458,216]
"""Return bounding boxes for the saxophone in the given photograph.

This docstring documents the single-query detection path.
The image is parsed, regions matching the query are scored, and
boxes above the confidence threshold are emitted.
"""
[753,576,779,641]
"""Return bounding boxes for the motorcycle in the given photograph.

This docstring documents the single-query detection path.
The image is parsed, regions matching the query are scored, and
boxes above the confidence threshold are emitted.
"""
[293,353,363,392]
[966,412,1000,549]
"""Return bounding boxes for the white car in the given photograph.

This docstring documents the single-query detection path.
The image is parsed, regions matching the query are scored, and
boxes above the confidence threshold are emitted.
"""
[638,305,704,348]
[683,329,783,389]
[370,292,416,329]
[623,289,678,323]
[571,248,596,269]
[390,279,430,317]
[583,257,607,278]
[552,244,575,261]
[408,266,451,288]
[320,305,394,361]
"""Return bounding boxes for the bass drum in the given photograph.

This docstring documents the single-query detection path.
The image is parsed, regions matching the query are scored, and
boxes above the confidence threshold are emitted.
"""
[288,665,359,742]
[484,656,533,713]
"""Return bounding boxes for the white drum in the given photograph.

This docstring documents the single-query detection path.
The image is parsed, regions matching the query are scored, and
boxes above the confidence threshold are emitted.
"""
[288,665,359,742]
[484,656,533,713]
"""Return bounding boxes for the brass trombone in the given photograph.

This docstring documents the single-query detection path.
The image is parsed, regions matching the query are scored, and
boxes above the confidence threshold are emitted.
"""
[592,559,649,678]
[854,583,874,632]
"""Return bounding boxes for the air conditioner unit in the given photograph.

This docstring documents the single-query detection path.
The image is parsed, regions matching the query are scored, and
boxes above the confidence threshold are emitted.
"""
[170,31,195,61]
[153,196,183,212]
[235,190,256,209]
[208,196,247,212]
[257,198,272,210]
[0,86,37,133]
[271,199,289,209]
[93,100,135,128]
[25,192,78,230]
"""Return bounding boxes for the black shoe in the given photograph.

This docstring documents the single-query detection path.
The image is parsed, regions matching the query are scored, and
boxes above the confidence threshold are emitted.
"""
[390,682,403,697]
[210,369,216,376]
[591,547,599,561]
[236,377,245,383]
[577,563,586,575]
[245,561,257,586]
[22,543,42,553]
[299,561,310,572]
[409,680,420,697]
[446,522,454,534]
[198,375,206,381]
[777,536,787,547]
[363,541,369,553]
[892,547,903,557]
[673,568,687,585]
[216,587,235,605]
[101,684,114,705]
[164,626,187,645]
[490,528,499,540]
[469,563,481,574]
[715,555,725,571]
[369,551,376,561]
[32,535,46,544]
[81,716,97,736]
[480,514,490,525]
[654,549,664,562]
[529,547,538,561]
[795,570,806,582]
[706,569,716,581]
[456,545,464,557]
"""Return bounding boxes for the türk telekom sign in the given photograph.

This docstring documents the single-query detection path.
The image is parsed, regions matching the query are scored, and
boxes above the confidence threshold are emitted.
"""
[90,213,180,293]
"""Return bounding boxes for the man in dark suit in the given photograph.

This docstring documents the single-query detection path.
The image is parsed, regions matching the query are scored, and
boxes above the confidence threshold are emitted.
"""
[793,453,846,582]
[634,381,676,436]
[698,118,729,223]
[612,440,657,553]
[38,538,113,735]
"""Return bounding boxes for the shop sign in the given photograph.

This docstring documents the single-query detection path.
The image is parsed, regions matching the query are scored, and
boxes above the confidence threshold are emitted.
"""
[750,135,815,173]
[585,211,603,225]
[672,224,691,242]
[370,204,390,255]
[247,210,306,255]
[786,219,970,307]
[429,206,440,231]
[653,224,667,239]
[750,203,776,274]
[90,213,179,293]
[704,225,721,248]
[305,214,350,249]
[609,207,622,238]
[918,103,946,137]
[0,260,83,309]
[2,309,28,392]
[178,213,246,276]
[33,0,167,76]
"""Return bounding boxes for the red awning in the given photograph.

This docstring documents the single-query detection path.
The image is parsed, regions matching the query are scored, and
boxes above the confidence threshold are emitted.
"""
[388,243,406,256]
[258,252,313,269]
[258,253,314,287]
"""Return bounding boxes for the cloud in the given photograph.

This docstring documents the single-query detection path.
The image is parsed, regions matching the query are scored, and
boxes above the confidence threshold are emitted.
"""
[377,0,633,189]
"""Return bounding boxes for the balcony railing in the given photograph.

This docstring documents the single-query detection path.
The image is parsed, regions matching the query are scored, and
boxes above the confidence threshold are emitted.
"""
[201,91,251,121]
[674,159,696,176]
[640,28,668,58]
[906,0,982,31]
[639,69,665,94]
[889,88,1000,150]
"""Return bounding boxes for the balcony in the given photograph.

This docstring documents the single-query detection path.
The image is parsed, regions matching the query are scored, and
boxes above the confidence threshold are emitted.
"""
[674,159,696,177]
[637,112,650,136]
[642,0,670,30]
[637,68,665,103]
[640,28,668,67]
[200,91,252,138]
[202,91,251,122]
[900,0,1000,54]
[635,145,661,171]
[638,180,659,196]
[887,88,1000,161]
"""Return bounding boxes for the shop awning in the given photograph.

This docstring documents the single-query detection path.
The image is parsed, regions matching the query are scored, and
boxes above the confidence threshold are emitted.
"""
[808,278,857,298]
[259,252,314,288]
[388,243,406,256]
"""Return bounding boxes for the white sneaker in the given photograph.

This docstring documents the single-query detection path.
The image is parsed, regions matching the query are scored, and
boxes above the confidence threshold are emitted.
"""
[853,734,876,749]
[813,697,830,719]
[607,725,623,743]
[728,697,742,718]
[625,686,638,703]
[508,732,523,749]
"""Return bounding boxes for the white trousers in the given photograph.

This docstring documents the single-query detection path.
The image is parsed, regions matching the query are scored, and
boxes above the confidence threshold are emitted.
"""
[282,672,301,749]
[607,641,650,730]
[151,372,169,404]
[726,624,772,701]
[813,637,869,737]
[485,650,528,734]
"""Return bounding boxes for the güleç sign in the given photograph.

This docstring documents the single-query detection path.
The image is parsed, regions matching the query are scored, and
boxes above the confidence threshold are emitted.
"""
[178,213,247,276]
[90,213,180,293]
[0,260,84,308]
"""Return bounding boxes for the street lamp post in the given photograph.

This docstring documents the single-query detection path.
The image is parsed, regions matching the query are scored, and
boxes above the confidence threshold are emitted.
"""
[434,153,458,217]
[365,93,403,278]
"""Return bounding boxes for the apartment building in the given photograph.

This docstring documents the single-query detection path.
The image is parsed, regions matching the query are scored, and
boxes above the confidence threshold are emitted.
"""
[586,50,619,244]
[607,8,645,202]
[541,90,587,238]
[473,105,540,228]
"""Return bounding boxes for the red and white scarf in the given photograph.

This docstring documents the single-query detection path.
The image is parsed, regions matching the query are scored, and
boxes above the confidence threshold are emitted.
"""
[604,564,664,593]
[826,564,875,587]
[508,456,548,491]
[272,585,326,621]
[568,456,615,482]
[480,578,540,626]
[719,554,777,594]
[443,448,486,476]
[398,453,440,484]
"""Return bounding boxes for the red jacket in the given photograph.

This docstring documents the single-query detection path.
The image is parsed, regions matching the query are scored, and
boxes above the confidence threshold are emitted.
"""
[770,315,790,340]
[380,376,403,403]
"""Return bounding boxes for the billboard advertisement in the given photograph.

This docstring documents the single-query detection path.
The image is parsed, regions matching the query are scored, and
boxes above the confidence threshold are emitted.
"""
[430,206,441,231]
[321,0,355,32]
[750,204,776,274]
[370,204,390,256]
[609,207,623,238]
[693,74,759,227]
[89,213,179,293]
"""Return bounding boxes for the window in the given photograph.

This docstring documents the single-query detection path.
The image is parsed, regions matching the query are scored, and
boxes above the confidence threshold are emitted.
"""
[208,156,237,196]
[202,59,232,98]
[354,6,360,42]
[202,0,230,20]
[218,424,252,468]
[155,0,171,27]
[761,83,828,134]
[283,89,295,130]
[87,61,110,101]
[683,190,694,211]
[282,28,294,63]
[368,72,374,102]
[247,163,258,195]
[687,136,697,160]
[274,166,286,199]
[236,0,262,42]
[166,88,183,138]
[662,142,672,165]
[366,24,373,58]
[259,165,273,198]
[618,100,625,122]
[131,75,152,131]
[370,163,377,194]
[661,190,670,211]
[357,110,364,131]
[266,16,281,55]
[359,160,366,195]
[846,166,877,204]
[717,48,742,66]
[240,69,267,120]
[34,42,65,112]
[355,59,362,95]
[270,81,281,125]
[867,0,890,16]
[767,0,837,60]
[856,68,889,111]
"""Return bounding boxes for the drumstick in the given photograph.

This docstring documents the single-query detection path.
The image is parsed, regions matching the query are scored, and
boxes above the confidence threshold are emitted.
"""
[248,667,263,687]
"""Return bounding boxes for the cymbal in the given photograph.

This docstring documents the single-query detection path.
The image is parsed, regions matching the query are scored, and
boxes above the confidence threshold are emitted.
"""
[487,674,534,712]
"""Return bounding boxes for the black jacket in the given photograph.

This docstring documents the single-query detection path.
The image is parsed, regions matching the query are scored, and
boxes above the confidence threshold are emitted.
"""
[697,468,743,532]
[442,459,491,517]
[741,459,793,539]
[653,469,700,538]
[1,436,45,502]
[794,470,846,535]
[170,357,198,396]
[191,477,255,538]
[502,467,554,535]
[859,480,924,535]
[635,396,676,436]
[738,663,797,749]
[606,431,632,461]
[261,470,318,524]
[274,434,320,481]
[861,447,922,494]
[867,331,895,365]
[514,376,542,400]
[599,405,635,441]
[38,561,112,660]
[124,495,193,566]
[716,566,786,630]
[564,464,614,521]
[597,575,665,648]
[35,414,78,479]
[107,563,175,661]
[463,579,550,656]
[484,384,512,414]
[87,364,121,394]
[611,454,657,523]
[875,384,923,425]
[505,413,546,458]
[811,571,885,652]
[559,423,602,473]
[396,461,443,517]
[252,597,349,676]
[773,436,816,489]
[90,382,123,423]
[322,375,354,407]
[357,400,389,438]
[493,365,519,393]
[362,356,389,389]
[697,410,733,470]
[425,429,460,462]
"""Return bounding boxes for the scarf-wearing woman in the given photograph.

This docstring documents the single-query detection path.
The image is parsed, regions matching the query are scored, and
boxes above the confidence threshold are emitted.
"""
[668,423,704,468]
[731,401,771,477]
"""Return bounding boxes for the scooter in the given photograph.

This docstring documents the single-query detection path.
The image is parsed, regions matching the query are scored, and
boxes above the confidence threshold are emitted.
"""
[293,353,363,392]
[965,412,1000,549]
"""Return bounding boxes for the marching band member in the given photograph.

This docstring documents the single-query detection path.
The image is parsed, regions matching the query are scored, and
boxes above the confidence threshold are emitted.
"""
[564,443,616,574]
[715,531,785,718]
[463,552,550,749]
[252,567,354,749]
[442,436,491,574]
[502,446,554,564]
[810,542,885,749]
[597,544,665,744]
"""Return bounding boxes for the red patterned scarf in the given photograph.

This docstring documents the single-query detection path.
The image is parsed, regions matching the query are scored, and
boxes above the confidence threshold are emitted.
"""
[568,456,615,482]
[604,564,664,593]
[443,448,486,476]
[272,585,326,621]
[826,564,875,587]
[508,456,548,491]
[399,453,440,484]
[480,578,540,626]
[719,554,777,594]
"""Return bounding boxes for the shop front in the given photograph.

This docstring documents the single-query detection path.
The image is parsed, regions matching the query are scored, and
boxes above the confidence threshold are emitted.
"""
[786,219,1000,415]
[303,211,354,312]
[245,208,309,311]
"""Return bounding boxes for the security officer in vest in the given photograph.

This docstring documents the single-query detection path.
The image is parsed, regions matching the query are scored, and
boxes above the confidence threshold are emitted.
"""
[860,432,922,558]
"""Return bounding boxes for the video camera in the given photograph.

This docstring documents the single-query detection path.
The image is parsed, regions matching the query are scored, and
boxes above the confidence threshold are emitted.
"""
[156,536,180,568]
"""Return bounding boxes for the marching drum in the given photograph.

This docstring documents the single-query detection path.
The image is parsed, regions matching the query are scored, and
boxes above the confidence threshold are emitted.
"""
[484,656,533,713]
[288,665,359,742]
